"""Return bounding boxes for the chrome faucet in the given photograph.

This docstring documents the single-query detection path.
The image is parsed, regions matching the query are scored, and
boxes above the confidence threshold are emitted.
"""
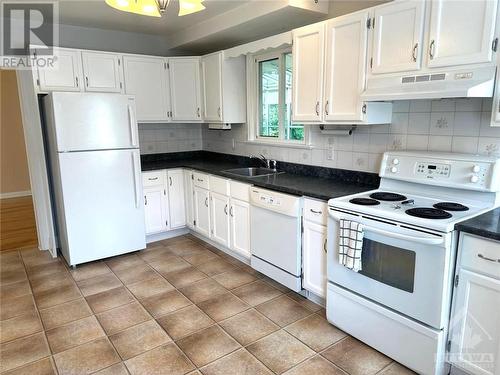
[250,154,277,171]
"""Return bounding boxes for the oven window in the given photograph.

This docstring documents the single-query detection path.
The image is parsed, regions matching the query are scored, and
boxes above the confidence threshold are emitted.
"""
[359,238,416,293]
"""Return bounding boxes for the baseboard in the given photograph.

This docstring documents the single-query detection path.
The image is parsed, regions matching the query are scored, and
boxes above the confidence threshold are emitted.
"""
[188,230,251,265]
[146,227,189,243]
[0,191,32,199]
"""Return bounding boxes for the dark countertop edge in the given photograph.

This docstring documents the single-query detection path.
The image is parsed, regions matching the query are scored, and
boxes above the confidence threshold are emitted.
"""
[142,161,358,201]
[140,151,379,201]
[455,208,500,242]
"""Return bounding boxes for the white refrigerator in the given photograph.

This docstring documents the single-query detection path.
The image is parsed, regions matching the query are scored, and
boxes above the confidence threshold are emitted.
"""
[43,92,146,266]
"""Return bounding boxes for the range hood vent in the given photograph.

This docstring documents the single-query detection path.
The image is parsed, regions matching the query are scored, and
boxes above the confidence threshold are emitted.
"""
[362,66,496,101]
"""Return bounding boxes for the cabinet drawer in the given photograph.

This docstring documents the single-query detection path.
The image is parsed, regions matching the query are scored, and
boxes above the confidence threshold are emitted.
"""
[304,198,328,225]
[460,233,500,280]
[230,181,250,202]
[209,175,229,195]
[142,171,165,187]
[193,172,209,190]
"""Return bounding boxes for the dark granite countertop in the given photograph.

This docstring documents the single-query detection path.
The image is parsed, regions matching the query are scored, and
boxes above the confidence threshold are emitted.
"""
[456,208,500,242]
[141,151,379,201]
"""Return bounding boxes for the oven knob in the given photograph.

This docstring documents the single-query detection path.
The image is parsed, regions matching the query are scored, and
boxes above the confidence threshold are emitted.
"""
[390,167,398,173]
[393,158,400,165]
[470,175,479,183]
[472,165,480,173]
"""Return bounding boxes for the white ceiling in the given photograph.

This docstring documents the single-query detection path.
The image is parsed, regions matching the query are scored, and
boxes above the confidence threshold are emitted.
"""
[58,0,252,35]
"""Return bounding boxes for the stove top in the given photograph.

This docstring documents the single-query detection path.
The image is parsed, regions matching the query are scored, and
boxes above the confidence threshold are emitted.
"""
[328,152,500,233]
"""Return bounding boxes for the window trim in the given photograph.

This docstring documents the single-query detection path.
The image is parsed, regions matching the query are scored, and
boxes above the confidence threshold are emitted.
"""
[247,48,309,146]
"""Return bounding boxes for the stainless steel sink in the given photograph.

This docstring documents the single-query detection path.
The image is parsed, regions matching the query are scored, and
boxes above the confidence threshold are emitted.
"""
[223,167,284,178]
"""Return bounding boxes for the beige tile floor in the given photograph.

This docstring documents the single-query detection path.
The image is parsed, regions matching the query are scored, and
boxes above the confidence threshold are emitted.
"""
[0,234,416,375]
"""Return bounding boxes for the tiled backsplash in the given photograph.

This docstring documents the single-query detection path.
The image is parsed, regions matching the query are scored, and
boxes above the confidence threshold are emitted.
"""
[139,123,202,154]
[202,98,500,173]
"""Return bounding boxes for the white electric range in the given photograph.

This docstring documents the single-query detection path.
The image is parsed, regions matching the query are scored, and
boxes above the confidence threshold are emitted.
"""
[326,151,500,375]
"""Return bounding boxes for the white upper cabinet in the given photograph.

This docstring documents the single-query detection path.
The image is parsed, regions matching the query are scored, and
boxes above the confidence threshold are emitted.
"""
[201,52,223,122]
[427,0,498,68]
[81,52,123,93]
[324,11,369,122]
[169,57,202,122]
[201,52,246,124]
[371,0,426,74]
[37,48,83,92]
[123,55,170,123]
[292,22,325,122]
[167,170,186,229]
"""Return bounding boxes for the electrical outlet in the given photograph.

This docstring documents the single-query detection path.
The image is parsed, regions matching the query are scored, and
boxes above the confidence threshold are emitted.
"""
[326,146,335,161]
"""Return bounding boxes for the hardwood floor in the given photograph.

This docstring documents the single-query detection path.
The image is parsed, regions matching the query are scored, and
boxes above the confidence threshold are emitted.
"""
[0,196,38,251]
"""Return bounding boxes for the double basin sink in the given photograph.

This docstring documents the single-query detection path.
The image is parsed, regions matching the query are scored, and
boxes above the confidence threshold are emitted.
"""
[223,167,284,178]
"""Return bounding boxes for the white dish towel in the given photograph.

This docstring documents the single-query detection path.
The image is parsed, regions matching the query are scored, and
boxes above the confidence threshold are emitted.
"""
[338,219,364,272]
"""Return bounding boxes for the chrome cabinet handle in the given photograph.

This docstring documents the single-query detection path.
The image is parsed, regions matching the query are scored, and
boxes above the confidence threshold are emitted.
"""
[429,40,435,59]
[169,177,172,186]
[205,197,209,207]
[229,206,234,217]
[148,177,158,181]
[310,209,322,214]
[315,101,320,116]
[75,76,79,87]
[478,254,500,263]
[323,238,327,253]
[197,178,203,182]
[85,76,89,87]
[362,104,367,114]
[224,204,228,215]
[197,107,200,117]
[412,43,418,62]
[325,100,329,116]
[217,107,221,118]
[144,195,147,205]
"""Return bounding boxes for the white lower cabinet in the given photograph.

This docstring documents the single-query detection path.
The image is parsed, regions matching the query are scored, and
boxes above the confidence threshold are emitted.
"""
[167,170,186,229]
[449,233,500,375]
[194,186,211,238]
[143,186,169,235]
[210,191,230,247]
[303,219,327,297]
[230,198,251,258]
[184,170,195,229]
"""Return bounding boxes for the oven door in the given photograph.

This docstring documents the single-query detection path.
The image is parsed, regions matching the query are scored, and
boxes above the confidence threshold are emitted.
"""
[327,208,454,329]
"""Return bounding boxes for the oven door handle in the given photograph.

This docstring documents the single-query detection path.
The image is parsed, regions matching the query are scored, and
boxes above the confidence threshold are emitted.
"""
[329,212,445,246]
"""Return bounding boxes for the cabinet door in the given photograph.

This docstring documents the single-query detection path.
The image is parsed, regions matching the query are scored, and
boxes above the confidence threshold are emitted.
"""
[292,22,325,122]
[194,186,210,237]
[201,52,223,122]
[210,192,230,247]
[427,0,498,68]
[144,186,169,234]
[37,48,83,92]
[167,170,186,229]
[303,221,327,297]
[230,199,250,258]
[184,170,195,228]
[450,269,500,375]
[123,56,170,122]
[81,52,123,93]
[371,1,425,74]
[169,58,202,121]
[324,11,369,122]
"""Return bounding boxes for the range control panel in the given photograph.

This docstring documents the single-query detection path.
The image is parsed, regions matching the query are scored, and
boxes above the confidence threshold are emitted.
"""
[380,152,500,192]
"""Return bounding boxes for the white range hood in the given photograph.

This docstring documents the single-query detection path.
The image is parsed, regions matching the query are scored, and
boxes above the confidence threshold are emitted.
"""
[362,65,496,101]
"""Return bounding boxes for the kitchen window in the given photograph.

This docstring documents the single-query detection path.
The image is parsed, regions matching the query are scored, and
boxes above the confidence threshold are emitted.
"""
[248,49,307,145]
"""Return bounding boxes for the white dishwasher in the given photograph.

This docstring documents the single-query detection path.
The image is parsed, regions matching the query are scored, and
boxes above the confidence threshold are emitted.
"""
[250,187,302,292]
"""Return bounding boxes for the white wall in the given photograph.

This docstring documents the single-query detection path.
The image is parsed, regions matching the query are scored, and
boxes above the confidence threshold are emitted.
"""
[58,24,170,56]
[202,98,500,173]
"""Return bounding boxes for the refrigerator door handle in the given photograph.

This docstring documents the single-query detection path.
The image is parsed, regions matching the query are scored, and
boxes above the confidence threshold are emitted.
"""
[128,104,139,148]
[132,151,141,209]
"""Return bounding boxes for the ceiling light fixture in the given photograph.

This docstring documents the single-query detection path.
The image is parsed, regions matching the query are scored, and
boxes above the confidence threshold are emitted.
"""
[105,0,205,17]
